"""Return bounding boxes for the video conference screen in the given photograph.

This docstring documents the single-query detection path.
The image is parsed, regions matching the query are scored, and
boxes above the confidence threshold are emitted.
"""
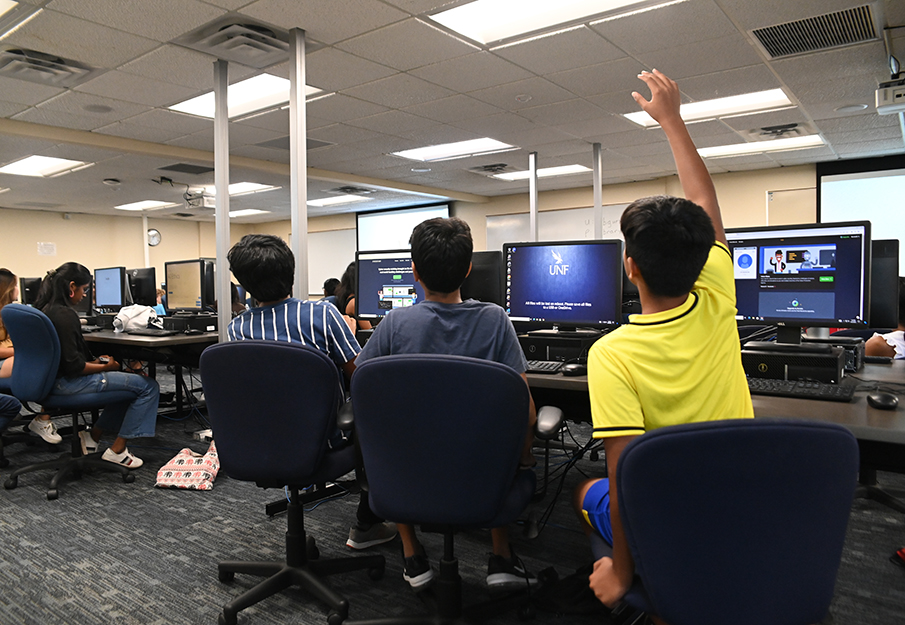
[503,240,623,328]
[356,250,426,319]
[726,222,870,327]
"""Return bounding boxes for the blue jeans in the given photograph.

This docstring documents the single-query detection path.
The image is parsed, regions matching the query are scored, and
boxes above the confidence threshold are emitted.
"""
[53,372,159,439]
[0,393,21,432]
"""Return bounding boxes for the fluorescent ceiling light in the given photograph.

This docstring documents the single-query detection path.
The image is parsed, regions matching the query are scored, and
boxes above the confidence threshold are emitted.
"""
[0,187,9,194]
[169,74,322,120]
[307,195,372,207]
[591,0,688,24]
[698,135,825,158]
[623,89,793,127]
[0,3,43,43]
[114,200,178,211]
[0,1,17,19]
[493,164,592,181]
[392,138,517,162]
[229,209,270,218]
[429,0,654,45]
[203,182,281,196]
[0,155,91,177]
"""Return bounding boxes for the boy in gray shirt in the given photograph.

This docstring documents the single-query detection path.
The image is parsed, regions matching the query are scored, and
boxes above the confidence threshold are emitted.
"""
[355,217,537,590]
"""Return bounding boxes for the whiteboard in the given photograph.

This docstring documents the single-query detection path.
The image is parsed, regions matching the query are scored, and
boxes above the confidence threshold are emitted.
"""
[486,204,630,251]
[308,229,356,295]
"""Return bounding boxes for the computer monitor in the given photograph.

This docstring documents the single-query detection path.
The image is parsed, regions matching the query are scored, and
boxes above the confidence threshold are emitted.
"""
[19,277,41,306]
[870,239,899,329]
[355,250,426,320]
[503,239,624,335]
[725,221,871,343]
[165,259,214,313]
[93,266,129,311]
[127,267,157,307]
[460,251,503,306]
[73,283,93,316]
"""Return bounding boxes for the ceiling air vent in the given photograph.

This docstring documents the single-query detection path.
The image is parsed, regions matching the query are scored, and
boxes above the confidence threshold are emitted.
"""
[256,136,334,151]
[751,5,879,59]
[328,186,375,196]
[738,122,817,141]
[173,16,297,69]
[0,47,102,88]
[467,163,517,177]
[158,163,215,175]
[173,212,195,218]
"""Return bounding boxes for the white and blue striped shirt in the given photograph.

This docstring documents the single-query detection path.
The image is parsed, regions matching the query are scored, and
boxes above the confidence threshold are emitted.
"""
[226,298,360,367]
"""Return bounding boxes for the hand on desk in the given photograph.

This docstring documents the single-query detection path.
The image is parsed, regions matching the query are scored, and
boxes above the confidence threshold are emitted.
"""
[589,556,630,608]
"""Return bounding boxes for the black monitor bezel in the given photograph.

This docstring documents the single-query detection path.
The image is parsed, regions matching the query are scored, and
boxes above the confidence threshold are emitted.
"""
[19,277,42,306]
[127,267,157,307]
[460,250,504,307]
[502,238,625,332]
[724,220,871,330]
[164,259,206,313]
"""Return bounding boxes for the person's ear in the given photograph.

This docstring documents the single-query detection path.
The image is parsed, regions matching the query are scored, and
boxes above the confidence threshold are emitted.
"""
[623,255,638,284]
[412,262,421,285]
[68,281,76,299]
[465,262,472,279]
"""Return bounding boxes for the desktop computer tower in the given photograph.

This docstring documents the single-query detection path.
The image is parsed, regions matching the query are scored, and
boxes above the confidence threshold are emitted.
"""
[518,333,602,362]
[163,314,218,333]
[741,345,845,383]
[802,336,865,372]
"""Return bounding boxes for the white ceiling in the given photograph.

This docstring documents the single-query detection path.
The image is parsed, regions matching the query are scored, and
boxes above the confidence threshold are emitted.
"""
[0,0,903,222]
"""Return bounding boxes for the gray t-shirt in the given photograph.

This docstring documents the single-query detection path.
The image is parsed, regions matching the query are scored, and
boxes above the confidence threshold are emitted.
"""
[356,299,527,373]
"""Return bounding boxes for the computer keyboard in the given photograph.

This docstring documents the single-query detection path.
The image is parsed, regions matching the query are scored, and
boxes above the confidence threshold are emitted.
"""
[526,360,564,374]
[80,325,102,333]
[747,377,855,402]
[127,328,180,337]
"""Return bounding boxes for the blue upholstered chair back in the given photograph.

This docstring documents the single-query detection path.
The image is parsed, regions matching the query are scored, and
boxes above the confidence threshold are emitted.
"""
[1,304,61,402]
[199,341,347,486]
[351,354,531,527]
[617,418,859,625]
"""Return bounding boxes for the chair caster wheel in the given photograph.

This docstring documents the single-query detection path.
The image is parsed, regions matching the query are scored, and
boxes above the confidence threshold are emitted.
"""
[218,570,235,583]
[47,489,59,501]
[517,604,535,620]
[123,473,135,484]
[368,566,384,580]
[327,610,345,625]
[4,476,17,489]
[218,611,237,625]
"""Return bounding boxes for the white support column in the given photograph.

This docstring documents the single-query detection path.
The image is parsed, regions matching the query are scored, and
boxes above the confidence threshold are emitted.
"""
[213,59,231,342]
[289,28,309,298]
[528,152,538,242]
[141,213,150,267]
[592,143,603,239]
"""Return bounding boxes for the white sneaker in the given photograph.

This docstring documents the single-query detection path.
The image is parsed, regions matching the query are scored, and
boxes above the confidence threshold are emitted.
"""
[78,430,98,455]
[28,418,62,444]
[101,447,143,469]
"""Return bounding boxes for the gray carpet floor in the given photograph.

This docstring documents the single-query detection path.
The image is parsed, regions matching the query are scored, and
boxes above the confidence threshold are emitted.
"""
[0,370,903,624]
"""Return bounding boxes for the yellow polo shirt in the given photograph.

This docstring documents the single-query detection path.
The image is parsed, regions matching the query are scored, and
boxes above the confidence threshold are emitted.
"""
[589,242,753,439]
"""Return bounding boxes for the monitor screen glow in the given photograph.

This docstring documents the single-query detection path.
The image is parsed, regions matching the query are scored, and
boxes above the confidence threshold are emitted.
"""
[94,267,125,308]
[356,250,426,319]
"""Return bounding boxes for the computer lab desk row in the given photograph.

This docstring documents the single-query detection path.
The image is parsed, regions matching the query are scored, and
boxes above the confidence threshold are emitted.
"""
[527,361,905,510]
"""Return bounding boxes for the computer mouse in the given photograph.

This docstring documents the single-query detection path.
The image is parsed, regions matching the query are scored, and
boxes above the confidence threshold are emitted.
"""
[184,328,203,335]
[867,392,898,410]
[560,363,587,377]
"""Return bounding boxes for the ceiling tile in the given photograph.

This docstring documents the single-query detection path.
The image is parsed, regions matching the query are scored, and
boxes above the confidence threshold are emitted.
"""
[240,0,408,45]
[119,45,258,90]
[718,108,810,132]
[825,126,904,146]
[0,100,28,117]
[75,71,201,107]
[198,0,251,9]
[4,9,159,68]
[123,109,213,136]
[228,145,291,164]
[12,107,108,131]
[165,130,214,151]
[47,0,225,42]
[814,113,901,135]
[519,99,612,127]
[772,42,887,87]
[592,127,667,149]
[677,65,780,100]
[586,90,645,115]
[0,76,65,106]
[35,91,150,123]
[410,52,533,93]
[336,18,477,71]
[402,95,501,124]
[493,26,626,75]
[342,73,454,108]
[547,57,648,99]
[634,35,763,80]
[447,111,536,137]
[306,93,389,122]
[380,0,463,14]
[469,77,575,111]
[590,0,739,55]
[307,123,390,145]
[303,47,398,92]
[94,121,187,143]
[346,109,440,135]
[556,114,641,139]
[791,74,882,121]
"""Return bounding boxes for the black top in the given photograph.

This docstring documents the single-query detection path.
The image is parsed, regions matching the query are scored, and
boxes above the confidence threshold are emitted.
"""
[44,304,94,378]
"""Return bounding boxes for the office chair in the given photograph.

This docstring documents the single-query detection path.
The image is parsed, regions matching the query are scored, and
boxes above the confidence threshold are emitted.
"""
[199,341,385,625]
[610,418,858,625]
[1,304,137,499]
[345,354,540,625]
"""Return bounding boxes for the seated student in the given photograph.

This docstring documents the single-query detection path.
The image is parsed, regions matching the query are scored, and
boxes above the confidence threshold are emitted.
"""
[571,70,754,608]
[37,263,160,468]
[334,262,372,332]
[354,217,539,591]
[866,277,905,359]
[226,234,397,549]
[0,393,21,433]
[153,288,166,317]
[322,277,340,307]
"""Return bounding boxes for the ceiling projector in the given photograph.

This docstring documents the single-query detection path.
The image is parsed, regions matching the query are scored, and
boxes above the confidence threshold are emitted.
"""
[876,79,905,115]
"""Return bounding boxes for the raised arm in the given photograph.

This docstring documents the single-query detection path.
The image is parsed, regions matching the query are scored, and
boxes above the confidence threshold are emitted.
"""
[632,70,726,246]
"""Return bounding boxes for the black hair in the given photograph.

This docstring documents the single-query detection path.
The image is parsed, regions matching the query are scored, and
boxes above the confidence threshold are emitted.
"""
[34,262,92,310]
[898,277,905,328]
[410,217,473,294]
[334,262,357,313]
[227,234,294,303]
[621,195,715,298]
[323,277,340,296]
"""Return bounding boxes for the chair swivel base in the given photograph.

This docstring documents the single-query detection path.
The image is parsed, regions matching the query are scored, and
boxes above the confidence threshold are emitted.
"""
[3,449,134,500]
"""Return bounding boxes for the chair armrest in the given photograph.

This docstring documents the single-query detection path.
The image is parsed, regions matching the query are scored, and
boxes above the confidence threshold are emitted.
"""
[337,400,354,432]
[535,405,563,440]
